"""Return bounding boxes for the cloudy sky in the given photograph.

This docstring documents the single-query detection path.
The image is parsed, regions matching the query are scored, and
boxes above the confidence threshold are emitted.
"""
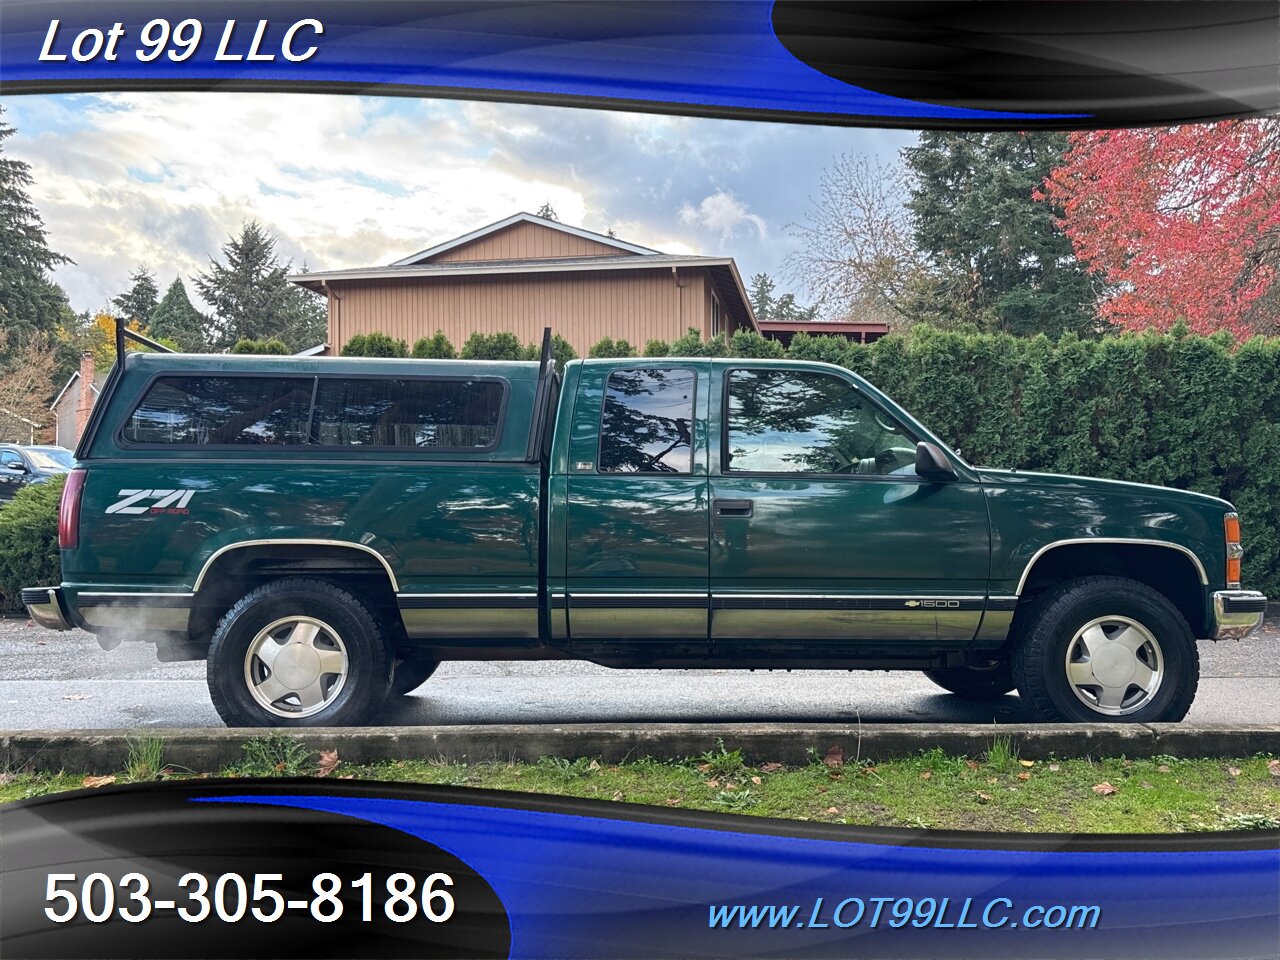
[3,92,912,314]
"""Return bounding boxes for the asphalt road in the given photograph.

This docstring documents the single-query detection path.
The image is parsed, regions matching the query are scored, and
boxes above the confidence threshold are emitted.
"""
[1,616,1277,729]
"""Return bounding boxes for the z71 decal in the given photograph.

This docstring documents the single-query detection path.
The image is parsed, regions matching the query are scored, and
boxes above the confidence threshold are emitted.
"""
[106,489,196,515]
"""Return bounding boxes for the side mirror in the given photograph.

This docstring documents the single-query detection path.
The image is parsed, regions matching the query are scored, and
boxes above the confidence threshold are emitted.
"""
[915,442,956,481]
[6,461,25,472]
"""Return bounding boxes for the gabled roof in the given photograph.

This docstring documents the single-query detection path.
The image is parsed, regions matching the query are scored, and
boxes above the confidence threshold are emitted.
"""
[391,211,660,266]
[50,370,105,411]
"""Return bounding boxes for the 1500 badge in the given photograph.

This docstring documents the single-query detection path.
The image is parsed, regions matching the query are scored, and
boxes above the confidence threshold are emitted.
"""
[106,489,196,515]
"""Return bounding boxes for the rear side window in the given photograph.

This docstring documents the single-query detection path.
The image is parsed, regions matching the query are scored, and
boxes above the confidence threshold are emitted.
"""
[599,367,696,474]
[123,377,313,445]
[309,378,505,448]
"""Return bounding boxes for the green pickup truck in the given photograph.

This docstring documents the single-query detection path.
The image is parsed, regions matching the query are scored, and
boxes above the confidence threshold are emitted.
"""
[24,347,1266,727]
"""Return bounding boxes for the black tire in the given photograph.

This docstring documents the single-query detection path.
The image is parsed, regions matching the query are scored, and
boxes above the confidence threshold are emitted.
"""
[1011,576,1198,723]
[923,660,1016,698]
[207,578,393,727]
[391,653,439,696]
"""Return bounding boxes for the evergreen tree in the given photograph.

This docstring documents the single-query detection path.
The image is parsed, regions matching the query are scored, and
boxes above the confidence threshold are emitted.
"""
[903,132,1096,337]
[535,203,559,221]
[194,221,325,351]
[748,272,816,322]
[111,266,160,325]
[0,106,72,357]
[148,278,210,352]
[748,273,776,319]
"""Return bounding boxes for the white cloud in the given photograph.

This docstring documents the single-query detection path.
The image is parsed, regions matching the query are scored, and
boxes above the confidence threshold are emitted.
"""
[678,191,767,240]
[4,92,909,314]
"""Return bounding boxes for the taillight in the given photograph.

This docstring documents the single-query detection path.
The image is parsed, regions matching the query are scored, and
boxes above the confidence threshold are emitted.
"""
[1224,512,1242,588]
[59,469,86,550]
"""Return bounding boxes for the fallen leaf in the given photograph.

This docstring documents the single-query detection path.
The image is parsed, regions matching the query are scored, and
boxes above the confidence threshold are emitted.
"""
[1017,772,1031,781]
[82,775,116,788]
[588,759,601,771]
[816,786,828,794]
[665,797,682,806]
[964,759,980,771]
[316,750,339,777]
[274,762,285,772]
[826,806,839,814]
[824,745,844,768]
[1092,782,1118,796]
[1019,760,1036,768]
[975,791,993,803]
[705,779,720,789]
[987,777,999,785]
[750,776,762,785]
[1158,764,1172,774]
[1268,759,1280,778]
[339,774,355,780]
[919,770,933,781]
[1227,766,1242,777]
[760,762,784,773]
[1048,763,1061,772]
[1140,781,1155,790]
[696,763,711,773]
[724,783,738,791]
[62,694,91,701]
[611,790,623,802]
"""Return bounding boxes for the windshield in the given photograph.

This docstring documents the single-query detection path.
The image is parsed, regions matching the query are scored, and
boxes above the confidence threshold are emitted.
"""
[26,449,69,471]
[31,447,75,468]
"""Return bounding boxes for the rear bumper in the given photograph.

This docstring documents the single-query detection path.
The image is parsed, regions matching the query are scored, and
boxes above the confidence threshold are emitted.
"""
[21,587,72,632]
[1211,589,1267,640]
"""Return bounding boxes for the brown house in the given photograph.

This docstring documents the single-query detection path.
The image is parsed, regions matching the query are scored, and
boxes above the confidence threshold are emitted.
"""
[290,212,757,355]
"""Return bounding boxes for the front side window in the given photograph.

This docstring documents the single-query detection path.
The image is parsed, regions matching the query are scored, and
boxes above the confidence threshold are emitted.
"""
[599,368,696,474]
[310,378,505,448]
[726,369,917,475]
[124,377,313,445]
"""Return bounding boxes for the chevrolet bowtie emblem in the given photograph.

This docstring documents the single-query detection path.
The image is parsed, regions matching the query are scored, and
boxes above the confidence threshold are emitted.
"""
[904,600,921,608]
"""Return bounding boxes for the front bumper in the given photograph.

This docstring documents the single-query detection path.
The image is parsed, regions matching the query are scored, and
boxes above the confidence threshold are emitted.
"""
[21,586,72,631]
[1211,589,1267,640]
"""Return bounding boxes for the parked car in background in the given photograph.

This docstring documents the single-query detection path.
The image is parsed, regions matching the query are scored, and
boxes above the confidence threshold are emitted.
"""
[28,445,75,469]
[0,444,69,502]
[23,349,1267,727]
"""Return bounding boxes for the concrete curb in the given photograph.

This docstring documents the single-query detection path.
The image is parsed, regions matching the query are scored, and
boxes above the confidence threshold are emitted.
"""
[4,723,1279,774]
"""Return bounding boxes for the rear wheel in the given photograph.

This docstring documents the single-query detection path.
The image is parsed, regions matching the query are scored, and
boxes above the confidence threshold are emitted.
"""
[923,660,1016,698]
[207,578,393,727]
[1011,576,1198,723]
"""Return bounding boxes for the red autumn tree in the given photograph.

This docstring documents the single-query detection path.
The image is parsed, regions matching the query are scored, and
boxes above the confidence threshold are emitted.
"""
[1041,120,1280,339]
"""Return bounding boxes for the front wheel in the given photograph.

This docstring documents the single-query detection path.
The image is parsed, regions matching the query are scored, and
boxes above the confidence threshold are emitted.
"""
[207,578,393,727]
[1011,576,1198,723]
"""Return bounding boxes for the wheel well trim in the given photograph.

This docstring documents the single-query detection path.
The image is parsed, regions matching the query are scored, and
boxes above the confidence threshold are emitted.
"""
[1015,538,1209,596]
[192,539,400,593]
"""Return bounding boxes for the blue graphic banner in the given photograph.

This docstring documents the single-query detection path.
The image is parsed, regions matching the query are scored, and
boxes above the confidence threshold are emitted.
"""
[1,1,1277,129]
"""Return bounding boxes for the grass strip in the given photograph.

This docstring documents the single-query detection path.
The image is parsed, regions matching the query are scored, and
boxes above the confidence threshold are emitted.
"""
[3,736,1277,834]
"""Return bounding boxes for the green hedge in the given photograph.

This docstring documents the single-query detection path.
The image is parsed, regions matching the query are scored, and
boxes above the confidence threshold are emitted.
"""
[0,477,64,614]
